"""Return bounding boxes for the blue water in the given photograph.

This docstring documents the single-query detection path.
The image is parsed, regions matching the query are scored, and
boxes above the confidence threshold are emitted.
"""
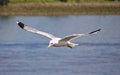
[0,15,120,75]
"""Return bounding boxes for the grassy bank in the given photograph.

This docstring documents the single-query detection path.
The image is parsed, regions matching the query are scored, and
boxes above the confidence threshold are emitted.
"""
[0,2,120,16]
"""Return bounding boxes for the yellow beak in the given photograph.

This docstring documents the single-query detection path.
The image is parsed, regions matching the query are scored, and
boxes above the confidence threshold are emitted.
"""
[47,45,51,48]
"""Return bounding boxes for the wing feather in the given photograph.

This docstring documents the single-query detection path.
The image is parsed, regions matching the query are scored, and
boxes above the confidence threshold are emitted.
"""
[17,21,57,39]
[60,29,101,42]
[60,34,85,42]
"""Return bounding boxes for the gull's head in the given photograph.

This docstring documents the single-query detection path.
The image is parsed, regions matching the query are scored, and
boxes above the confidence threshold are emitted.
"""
[47,38,60,48]
[48,40,56,48]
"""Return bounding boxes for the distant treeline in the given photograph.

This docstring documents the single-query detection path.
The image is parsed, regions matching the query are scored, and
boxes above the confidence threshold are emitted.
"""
[0,0,9,6]
[0,0,120,6]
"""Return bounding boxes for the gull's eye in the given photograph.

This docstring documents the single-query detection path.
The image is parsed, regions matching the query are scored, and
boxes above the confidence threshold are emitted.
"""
[51,43,53,45]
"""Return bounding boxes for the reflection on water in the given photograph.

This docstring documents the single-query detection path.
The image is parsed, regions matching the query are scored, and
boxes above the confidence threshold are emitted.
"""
[0,15,120,75]
[0,42,120,48]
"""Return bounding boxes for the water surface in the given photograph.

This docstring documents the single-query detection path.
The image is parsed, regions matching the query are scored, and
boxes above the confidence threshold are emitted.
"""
[0,15,120,75]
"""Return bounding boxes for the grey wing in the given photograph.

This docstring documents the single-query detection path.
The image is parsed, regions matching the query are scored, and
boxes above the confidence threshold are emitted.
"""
[60,29,101,42]
[17,21,57,39]
[60,34,85,42]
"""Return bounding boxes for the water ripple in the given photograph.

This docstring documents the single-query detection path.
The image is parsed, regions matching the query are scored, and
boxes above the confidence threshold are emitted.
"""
[0,43,48,48]
[76,42,120,46]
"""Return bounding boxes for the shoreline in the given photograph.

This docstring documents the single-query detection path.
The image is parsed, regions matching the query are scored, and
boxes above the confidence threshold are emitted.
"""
[0,3,120,16]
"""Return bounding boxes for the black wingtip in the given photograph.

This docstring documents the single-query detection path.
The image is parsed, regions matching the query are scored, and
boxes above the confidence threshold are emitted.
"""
[16,20,25,29]
[89,29,101,34]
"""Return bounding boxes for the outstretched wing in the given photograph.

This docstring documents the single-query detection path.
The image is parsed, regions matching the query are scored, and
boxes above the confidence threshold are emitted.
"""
[16,21,57,39]
[60,29,101,42]
[59,34,85,42]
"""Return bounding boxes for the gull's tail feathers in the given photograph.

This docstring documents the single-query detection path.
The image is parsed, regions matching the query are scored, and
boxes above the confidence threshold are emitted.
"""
[67,43,78,48]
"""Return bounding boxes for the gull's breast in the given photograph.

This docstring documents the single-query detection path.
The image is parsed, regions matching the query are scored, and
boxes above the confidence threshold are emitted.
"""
[54,41,67,47]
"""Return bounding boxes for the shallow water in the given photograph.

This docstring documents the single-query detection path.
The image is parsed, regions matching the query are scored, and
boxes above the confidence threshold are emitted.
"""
[0,15,120,75]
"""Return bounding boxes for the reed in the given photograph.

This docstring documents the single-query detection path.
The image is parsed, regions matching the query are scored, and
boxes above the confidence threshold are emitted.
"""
[0,2,120,16]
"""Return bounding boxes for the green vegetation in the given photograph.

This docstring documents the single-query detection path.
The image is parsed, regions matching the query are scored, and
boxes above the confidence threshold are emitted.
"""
[0,0,120,16]
[10,0,58,3]
[0,0,9,6]
[9,0,120,3]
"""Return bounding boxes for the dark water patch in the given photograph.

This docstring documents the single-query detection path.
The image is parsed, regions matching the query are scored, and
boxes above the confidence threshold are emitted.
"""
[0,68,37,72]
[0,43,48,49]
[0,55,9,61]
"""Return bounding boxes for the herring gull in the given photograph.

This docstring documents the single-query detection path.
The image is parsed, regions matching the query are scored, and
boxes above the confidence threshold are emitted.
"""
[16,21,101,48]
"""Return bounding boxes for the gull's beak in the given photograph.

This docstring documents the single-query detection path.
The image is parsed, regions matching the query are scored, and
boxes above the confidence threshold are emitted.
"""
[47,45,51,48]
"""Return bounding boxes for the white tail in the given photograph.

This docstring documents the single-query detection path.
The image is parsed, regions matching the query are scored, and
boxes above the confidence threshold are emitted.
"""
[67,42,78,48]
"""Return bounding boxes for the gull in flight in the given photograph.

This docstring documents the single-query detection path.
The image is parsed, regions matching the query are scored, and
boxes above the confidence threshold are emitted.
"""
[16,21,101,48]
